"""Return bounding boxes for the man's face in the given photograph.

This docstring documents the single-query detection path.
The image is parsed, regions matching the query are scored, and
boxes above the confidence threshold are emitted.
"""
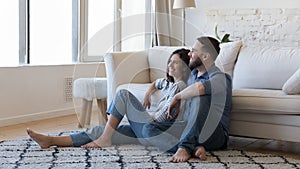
[188,41,204,70]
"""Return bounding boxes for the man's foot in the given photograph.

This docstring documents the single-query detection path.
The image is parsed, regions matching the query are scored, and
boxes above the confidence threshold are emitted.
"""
[193,146,207,161]
[26,128,52,149]
[81,136,112,148]
[169,147,191,163]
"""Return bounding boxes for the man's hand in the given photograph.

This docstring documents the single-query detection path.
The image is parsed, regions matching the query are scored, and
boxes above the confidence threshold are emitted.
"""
[167,94,181,119]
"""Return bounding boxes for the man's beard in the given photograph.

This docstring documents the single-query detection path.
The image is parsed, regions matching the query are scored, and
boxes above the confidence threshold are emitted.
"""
[189,58,202,70]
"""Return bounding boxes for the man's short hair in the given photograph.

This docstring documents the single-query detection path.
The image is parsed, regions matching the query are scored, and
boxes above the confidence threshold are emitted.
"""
[197,36,220,60]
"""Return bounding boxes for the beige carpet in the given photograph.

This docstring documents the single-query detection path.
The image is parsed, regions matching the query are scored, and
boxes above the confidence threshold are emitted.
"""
[1,131,300,169]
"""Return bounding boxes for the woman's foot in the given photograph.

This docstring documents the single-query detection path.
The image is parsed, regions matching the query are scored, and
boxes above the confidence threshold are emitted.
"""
[193,146,207,161]
[81,136,112,148]
[26,128,52,149]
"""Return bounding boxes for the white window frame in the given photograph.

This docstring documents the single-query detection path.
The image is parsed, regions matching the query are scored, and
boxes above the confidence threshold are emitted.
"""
[18,0,79,65]
[80,0,153,62]
[19,0,28,64]
[15,0,153,65]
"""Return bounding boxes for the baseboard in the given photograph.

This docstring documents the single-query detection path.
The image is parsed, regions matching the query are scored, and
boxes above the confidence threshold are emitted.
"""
[0,107,77,127]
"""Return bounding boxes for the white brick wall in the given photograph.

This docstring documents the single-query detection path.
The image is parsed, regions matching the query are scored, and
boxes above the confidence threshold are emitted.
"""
[206,8,300,46]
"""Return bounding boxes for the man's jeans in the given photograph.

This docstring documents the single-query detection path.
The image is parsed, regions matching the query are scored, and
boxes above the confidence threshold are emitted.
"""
[143,95,228,154]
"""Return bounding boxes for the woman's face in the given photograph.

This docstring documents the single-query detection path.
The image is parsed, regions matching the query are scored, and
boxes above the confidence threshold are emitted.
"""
[168,53,186,80]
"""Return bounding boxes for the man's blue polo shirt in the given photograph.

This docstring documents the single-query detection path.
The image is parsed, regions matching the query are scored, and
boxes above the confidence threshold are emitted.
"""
[187,65,232,136]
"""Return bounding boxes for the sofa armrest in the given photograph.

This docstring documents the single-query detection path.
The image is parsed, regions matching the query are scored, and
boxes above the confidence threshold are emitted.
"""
[104,51,150,103]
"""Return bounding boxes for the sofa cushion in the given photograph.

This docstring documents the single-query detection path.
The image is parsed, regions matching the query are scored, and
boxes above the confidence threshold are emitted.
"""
[282,68,300,94]
[233,46,300,89]
[215,41,242,77]
[148,46,186,82]
[104,51,151,103]
[105,51,150,84]
[232,89,300,114]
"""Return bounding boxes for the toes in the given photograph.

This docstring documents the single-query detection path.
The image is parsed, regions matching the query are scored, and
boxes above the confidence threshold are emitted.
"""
[199,154,207,161]
[193,146,207,161]
[81,144,90,148]
[81,142,101,148]
[26,128,31,135]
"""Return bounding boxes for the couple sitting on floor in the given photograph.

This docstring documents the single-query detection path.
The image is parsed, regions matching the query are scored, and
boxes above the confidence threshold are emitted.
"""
[27,36,232,163]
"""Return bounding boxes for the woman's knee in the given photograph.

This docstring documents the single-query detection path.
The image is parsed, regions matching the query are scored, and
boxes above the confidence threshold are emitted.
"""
[117,89,131,97]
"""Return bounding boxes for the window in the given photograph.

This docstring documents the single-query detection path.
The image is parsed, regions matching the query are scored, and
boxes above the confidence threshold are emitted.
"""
[83,0,149,61]
[29,0,73,65]
[84,0,114,62]
[121,0,147,52]
[0,0,152,66]
[0,0,19,66]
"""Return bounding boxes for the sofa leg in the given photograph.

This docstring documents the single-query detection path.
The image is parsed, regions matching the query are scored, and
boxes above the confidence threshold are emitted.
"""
[97,99,108,126]
[78,99,93,128]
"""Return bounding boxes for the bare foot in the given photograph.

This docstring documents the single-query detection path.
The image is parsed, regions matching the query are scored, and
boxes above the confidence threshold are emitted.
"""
[169,147,191,163]
[81,136,111,148]
[26,128,52,149]
[193,146,207,161]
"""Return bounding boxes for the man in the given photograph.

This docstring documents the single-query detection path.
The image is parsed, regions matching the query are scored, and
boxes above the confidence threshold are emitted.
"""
[143,36,232,162]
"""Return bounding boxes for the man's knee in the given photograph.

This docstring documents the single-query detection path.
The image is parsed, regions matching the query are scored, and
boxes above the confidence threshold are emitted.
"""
[142,122,159,138]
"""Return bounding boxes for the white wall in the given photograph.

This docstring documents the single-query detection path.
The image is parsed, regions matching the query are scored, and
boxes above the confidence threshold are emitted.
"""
[185,0,300,46]
[0,63,106,127]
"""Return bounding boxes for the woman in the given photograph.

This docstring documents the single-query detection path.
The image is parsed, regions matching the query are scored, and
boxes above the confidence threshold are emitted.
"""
[27,48,191,150]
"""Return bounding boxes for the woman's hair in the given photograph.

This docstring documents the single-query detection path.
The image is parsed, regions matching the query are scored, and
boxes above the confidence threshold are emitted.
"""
[166,48,191,83]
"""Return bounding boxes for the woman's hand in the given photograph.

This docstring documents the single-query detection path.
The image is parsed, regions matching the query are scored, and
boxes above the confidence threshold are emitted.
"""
[167,94,181,119]
[142,81,156,109]
[142,93,151,109]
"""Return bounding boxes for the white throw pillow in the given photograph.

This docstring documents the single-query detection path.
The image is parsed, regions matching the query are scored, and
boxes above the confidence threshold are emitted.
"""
[215,41,242,77]
[282,68,300,94]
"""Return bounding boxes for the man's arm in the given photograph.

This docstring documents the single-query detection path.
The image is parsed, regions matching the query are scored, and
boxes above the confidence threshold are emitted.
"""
[176,82,205,99]
[167,82,205,119]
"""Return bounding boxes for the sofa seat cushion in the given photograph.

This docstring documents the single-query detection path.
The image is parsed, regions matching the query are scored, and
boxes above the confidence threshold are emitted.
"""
[232,89,300,114]
[231,112,300,127]
[116,83,163,111]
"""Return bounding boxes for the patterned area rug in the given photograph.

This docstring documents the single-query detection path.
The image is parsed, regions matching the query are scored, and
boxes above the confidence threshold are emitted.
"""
[1,131,300,169]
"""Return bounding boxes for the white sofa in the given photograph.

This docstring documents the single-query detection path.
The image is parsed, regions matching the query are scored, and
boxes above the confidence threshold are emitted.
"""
[104,43,300,143]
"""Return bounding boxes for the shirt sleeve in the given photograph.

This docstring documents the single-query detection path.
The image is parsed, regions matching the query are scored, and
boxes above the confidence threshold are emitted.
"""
[202,72,230,96]
[167,81,186,102]
[154,81,187,122]
[155,78,167,90]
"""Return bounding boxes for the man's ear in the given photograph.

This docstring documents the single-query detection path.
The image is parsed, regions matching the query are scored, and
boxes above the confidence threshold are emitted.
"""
[202,53,210,61]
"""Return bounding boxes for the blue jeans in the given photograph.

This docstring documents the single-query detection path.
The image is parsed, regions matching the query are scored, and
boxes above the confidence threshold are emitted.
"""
[71,89,186,151]
[143,95,228,154]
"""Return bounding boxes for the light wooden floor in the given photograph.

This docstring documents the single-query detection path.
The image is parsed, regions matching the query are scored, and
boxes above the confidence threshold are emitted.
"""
[0,114,299,160]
